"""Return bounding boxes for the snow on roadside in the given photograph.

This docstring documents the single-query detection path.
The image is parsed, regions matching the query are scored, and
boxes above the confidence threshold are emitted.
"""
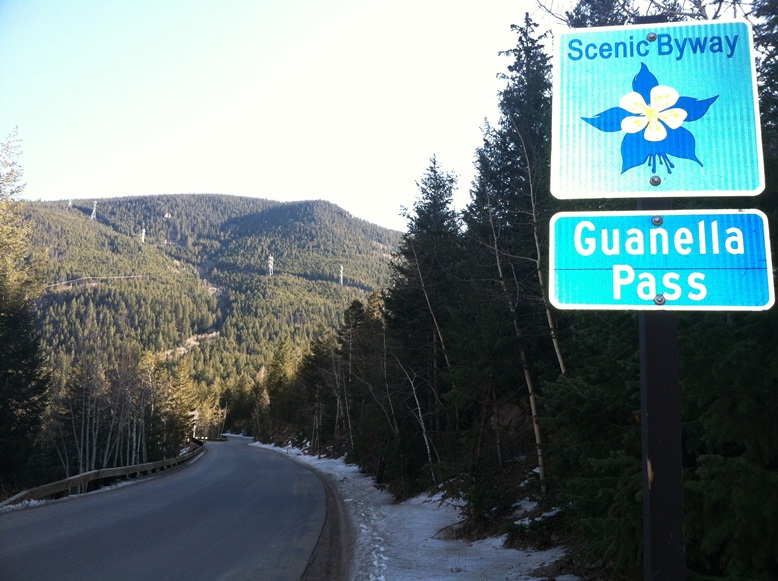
[250,442,578,581]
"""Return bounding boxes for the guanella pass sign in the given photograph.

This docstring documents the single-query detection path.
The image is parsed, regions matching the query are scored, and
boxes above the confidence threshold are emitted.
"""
[551,20,764,198]
[549,210,774,310]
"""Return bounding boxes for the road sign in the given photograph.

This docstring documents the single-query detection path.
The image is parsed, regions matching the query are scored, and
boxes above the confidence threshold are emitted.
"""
[549,209,774,310]
[551,20,764,199]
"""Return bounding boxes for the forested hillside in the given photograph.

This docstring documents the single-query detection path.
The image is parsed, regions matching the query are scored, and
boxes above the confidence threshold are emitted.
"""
[31,202,218,364]
[3,1,778,579]
[28,194,397,382]
[0,194,398,491]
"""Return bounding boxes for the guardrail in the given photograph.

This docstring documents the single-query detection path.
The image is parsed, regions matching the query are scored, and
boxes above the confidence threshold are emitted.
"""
[0,438,206,510]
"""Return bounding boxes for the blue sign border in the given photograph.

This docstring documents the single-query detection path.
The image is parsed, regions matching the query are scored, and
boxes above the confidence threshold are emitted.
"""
[549,209,774,310]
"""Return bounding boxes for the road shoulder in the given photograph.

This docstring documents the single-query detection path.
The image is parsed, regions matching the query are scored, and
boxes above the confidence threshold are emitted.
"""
[301,468,355,581]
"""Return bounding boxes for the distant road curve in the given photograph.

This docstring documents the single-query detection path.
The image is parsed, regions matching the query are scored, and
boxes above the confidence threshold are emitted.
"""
[0,437,346,581]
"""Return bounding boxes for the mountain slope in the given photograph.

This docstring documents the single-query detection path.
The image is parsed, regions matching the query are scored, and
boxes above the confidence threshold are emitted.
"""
[28,194,400,381]
[29,202,217,365]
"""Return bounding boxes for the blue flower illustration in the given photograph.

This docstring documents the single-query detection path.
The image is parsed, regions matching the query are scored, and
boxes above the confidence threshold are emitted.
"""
[582,63,718,175]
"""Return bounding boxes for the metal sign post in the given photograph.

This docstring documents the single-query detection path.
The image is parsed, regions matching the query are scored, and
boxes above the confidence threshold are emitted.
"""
[637,197,685,581]
[639,306,685,578]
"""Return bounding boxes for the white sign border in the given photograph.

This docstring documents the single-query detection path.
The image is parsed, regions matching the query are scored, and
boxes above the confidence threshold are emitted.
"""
[550,19,765,200]
[548,209,775,311]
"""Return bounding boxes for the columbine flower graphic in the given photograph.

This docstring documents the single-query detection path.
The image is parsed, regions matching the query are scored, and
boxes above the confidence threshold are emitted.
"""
[582,63,718,175]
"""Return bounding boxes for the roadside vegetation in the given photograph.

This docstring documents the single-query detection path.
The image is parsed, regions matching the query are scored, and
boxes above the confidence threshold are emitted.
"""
[2,0,777,578]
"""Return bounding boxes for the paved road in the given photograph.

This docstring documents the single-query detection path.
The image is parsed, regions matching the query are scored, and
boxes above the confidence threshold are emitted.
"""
[0,437,327,581]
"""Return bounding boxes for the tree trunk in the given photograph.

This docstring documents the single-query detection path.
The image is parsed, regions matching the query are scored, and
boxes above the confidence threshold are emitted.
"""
[395,357,439,485]
[512,118,567,376]
[483,188,547,493]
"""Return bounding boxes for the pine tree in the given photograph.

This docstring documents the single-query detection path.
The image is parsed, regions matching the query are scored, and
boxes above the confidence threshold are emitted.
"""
[563,0,637,27]
[460,14,559,496]
[0,128,48,494]
[507,3,644,573]
[755,0,778,154]
[383,157,461,488]
[161,359,197,457]
[265,339,302,444]
[680,309,778,577]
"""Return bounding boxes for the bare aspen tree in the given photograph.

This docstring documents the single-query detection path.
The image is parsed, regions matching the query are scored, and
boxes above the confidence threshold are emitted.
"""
[394,356,440,486]
[511,119,567,376]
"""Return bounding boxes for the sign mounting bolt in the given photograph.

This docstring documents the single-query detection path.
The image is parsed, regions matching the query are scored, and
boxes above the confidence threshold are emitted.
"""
[650,175,662,186]
[647,32,657,42]
[651,215,663,226]
[654,294,666,306]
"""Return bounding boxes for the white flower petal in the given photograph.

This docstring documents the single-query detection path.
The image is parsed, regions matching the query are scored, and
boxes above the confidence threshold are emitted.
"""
[649,85,680,112]
[658,107,687,130]
[621,115,648,134]
[619,92,648,114]
[643,118,668,142]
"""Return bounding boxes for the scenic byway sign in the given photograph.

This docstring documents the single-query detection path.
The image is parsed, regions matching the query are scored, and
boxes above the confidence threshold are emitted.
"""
[551,20,764,199]
[549,210,774,310]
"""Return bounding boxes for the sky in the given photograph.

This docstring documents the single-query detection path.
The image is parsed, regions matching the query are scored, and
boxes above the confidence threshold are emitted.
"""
[0,0,550,232]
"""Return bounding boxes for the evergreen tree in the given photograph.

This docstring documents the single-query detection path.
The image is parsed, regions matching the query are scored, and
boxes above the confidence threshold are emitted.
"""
[0,284,49,491]
[460,14,559,501]
[680,309,778,578]
[563,0,637,27]
[159,359,197,458]
[462,13,559,375]
[295,329,342,456]
[755,0,778,154]
[0,128,48,494]
[525,2,645,573]
[265,339,302,443]
[383,157,461,489]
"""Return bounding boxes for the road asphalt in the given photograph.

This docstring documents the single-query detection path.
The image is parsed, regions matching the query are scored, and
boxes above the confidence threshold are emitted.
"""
[0,437,338,581]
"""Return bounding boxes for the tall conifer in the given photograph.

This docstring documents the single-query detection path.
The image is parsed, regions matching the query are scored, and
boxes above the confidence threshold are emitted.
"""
[384,157,461,489]
[0,129,48,494]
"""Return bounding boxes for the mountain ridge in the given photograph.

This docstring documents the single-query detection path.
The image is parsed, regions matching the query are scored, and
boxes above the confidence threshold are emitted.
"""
[27,193,401,382]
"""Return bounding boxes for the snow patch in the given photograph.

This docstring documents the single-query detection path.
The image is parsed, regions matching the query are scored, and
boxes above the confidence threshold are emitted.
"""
[251,441,577,580]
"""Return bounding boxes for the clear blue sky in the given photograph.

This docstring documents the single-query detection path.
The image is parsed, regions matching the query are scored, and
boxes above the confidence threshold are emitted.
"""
[1,0,539,231]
